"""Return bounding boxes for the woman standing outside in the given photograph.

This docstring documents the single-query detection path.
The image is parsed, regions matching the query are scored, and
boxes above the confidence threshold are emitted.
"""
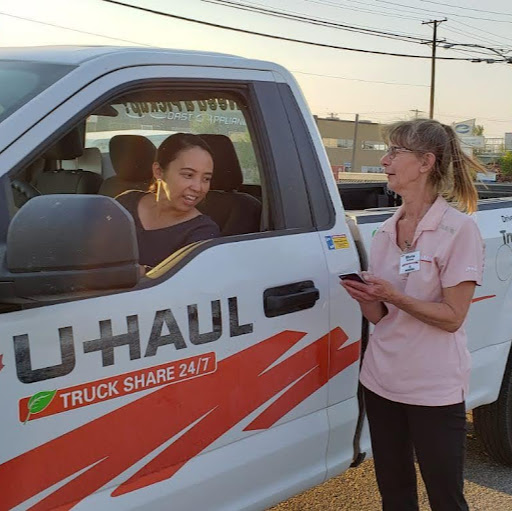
[117,133,220,270]
[341,119,485,511]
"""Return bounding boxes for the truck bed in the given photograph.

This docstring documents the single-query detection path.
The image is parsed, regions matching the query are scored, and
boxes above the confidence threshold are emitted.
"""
[338,178,512,211]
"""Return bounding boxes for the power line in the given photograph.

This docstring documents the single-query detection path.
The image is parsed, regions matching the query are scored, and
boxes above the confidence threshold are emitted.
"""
[420,0,512,18]
[304,0,512,48]
[452,19,512,46]
[370,0,512,24]
[203,0,431,44]
[205,0,512,62]
[293,70,428,87]
[101,0,479,61]
[447,47,502,58]
[4,3,506,67]
[442,24,511,50]
[0,9,453,89]
[0,10,438,91]
[303,0,425,21]
[0,11,151,46]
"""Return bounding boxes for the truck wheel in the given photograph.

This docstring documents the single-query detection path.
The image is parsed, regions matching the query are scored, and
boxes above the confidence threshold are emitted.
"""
[473,348,512,466]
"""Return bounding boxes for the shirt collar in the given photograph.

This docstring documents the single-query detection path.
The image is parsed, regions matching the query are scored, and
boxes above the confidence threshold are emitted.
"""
[381,195,449,235]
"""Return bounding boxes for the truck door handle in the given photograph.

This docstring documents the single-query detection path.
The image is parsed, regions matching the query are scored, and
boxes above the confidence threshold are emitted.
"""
[264,280,319,317]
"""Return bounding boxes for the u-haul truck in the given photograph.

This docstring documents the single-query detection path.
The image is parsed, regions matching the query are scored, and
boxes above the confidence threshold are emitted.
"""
[0,46,511,510]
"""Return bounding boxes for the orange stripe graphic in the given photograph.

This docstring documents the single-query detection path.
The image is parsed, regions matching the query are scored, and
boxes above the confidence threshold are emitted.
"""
[472,295,496,303]
[0,328,359,511]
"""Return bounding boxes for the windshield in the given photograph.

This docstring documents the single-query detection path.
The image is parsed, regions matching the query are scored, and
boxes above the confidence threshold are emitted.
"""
[0,60,75,122]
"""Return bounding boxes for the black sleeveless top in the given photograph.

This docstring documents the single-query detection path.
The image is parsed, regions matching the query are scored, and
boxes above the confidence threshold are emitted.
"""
[116,191,220,267]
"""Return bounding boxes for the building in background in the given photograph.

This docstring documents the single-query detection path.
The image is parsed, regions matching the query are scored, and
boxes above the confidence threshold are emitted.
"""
[506,133,512,151]
[315,116,386,179]
[316,115,511,182]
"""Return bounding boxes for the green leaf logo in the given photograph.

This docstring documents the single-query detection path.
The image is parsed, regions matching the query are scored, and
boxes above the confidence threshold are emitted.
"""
[24,390,57,424]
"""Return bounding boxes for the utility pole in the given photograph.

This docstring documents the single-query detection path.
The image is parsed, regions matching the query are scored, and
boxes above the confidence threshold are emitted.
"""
[422,18,446,119]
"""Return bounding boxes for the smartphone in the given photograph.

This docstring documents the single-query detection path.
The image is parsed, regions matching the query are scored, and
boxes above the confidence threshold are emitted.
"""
[339,272,367,284]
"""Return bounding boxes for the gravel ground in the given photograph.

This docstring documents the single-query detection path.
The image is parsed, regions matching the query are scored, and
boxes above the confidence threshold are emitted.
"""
[269,413,512,510]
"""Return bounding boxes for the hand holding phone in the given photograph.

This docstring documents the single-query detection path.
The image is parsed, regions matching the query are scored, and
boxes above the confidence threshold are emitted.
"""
[339,273,367,284]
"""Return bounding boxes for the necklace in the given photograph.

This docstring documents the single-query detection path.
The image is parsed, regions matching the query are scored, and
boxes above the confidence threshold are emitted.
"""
[403,239,412,251]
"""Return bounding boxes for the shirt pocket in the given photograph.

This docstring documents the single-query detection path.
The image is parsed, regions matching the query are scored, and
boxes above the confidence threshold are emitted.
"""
[405,255,442,301]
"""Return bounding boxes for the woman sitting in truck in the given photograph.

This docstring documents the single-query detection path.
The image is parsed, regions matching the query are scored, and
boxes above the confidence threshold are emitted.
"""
[116,133,220,270]
[341,118,485,511]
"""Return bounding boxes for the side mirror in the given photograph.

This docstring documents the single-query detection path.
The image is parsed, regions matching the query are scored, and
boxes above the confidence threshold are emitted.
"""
[0,194,139,302]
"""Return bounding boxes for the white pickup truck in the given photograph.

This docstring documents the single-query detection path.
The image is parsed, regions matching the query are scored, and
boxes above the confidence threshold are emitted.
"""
[0,46,511,511]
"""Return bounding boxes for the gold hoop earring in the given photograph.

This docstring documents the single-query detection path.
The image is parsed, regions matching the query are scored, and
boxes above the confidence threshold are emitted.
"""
[156,178,162,202]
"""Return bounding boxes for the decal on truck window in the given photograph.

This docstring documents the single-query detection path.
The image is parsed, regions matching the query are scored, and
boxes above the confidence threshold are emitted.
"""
[1,328,360,511]
[124,98,241,116]
[19,353,217,423]
[121,100,248,127]
[14,296,253,384]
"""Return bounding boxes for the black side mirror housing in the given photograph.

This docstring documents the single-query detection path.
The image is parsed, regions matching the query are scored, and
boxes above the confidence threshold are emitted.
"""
[0,194,139,302]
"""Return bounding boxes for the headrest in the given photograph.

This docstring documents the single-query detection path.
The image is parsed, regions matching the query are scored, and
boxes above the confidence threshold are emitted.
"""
[62,147,102,175]
[109,135,156,181]
[44,126,84,160]
[199,134,243,191]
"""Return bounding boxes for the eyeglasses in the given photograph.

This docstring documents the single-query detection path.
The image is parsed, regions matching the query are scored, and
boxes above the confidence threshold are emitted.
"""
[384,145,422,160]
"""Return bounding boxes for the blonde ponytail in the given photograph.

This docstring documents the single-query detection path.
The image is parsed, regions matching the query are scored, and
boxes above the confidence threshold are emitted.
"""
[442,125,480,214]
[383,119,484,213]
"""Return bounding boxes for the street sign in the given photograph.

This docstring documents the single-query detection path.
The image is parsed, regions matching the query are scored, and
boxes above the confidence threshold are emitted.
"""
[453,119,475,136]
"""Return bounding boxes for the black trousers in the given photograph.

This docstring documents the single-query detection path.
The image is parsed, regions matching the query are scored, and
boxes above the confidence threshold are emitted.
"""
[363,386,469,511]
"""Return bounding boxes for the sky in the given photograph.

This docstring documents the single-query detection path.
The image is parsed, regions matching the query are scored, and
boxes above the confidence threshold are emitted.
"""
[1,0,512,137]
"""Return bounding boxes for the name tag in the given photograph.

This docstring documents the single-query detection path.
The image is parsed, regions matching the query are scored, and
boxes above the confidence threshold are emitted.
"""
[399,251,420,274]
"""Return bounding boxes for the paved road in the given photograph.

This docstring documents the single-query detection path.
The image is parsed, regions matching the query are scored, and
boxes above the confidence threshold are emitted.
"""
[269,414,512,510]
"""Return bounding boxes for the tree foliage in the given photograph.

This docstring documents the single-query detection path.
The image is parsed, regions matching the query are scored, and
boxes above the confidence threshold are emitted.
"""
[499,151,512,176]
[473,125,484,136]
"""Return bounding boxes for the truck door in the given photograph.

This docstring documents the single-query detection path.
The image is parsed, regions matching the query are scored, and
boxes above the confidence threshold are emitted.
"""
[0,65,331,511]
[277,82,364,480]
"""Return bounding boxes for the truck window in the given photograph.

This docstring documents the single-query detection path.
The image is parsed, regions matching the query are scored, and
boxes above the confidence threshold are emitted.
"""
[0,61,75,122]
[85,95,260,186]
[10,89,263,211]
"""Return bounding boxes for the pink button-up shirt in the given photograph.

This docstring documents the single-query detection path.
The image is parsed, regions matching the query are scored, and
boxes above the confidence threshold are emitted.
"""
[360,196,485,406]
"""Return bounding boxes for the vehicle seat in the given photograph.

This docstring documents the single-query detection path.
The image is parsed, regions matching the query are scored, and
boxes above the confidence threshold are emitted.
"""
[62,147,103,175]
[35,170,103,195]
[98,135,156,197]
[197,134,261,236]
[34,129,103,195]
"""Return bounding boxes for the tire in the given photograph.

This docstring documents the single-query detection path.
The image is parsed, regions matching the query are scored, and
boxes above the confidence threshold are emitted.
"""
[473,348,512,466]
